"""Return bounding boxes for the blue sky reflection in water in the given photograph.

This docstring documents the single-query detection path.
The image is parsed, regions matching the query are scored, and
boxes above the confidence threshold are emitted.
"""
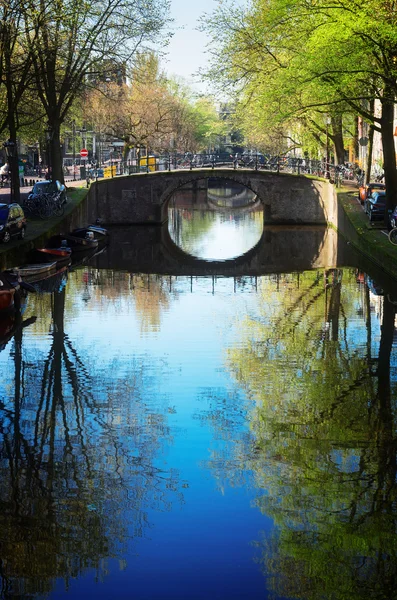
[168,179,263,260]
[0,197,396,598]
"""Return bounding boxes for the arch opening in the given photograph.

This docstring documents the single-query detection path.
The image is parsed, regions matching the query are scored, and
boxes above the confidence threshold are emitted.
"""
[167,177,264,261]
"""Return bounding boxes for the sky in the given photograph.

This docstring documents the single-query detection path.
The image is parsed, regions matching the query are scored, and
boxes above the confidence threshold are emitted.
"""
[162,0,229,92]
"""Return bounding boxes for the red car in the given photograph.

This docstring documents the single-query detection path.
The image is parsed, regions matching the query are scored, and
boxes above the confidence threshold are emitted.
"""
[358,181,386,205]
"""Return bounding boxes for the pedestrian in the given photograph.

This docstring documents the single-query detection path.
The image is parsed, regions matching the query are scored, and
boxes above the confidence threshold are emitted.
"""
[0,163,9,184]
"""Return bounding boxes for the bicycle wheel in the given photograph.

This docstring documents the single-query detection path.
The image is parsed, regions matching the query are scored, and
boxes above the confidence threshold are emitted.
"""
[53,201,64,217]
[388,228,397,245]
[39,196,52,219]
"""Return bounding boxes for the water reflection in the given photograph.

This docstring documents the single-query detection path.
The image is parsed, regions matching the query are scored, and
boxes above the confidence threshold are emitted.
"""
[1,221,397,598]
[168,179,263,260]
[200,269,397,599]
[0,279,183,597]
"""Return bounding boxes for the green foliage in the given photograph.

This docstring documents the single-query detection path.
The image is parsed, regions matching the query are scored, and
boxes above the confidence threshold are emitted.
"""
[202,0,397,157]
[220,269,397,599]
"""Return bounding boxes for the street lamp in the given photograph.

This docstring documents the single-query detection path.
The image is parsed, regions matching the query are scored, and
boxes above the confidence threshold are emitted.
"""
[3,139,16,204]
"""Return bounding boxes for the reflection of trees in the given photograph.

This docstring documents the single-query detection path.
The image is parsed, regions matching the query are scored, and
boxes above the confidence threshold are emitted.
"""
[201,269,397,599]
[130,274,172,333]
[0,287,181,597]
[69,270,173,334]
[168,205,216,251]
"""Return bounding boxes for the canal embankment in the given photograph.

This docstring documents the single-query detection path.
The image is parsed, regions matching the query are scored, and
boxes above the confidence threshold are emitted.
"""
[333,185,397,281]
[0,182,89,270]
[0,175,396,284]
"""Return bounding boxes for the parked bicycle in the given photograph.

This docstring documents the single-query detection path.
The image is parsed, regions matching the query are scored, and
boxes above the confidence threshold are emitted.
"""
[39,191,65,218]
[23,194,44,218]
[23,190,66,219]
[388,227,397,246]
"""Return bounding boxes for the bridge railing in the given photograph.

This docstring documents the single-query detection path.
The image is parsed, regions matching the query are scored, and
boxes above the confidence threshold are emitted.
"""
[116,154,352,185]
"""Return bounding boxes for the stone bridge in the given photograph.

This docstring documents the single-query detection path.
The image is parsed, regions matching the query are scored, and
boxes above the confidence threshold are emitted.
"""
[85,168,337,226]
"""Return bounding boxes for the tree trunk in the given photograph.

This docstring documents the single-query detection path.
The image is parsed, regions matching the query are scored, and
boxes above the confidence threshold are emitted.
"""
[353,116,359,162]
[365,99,375,185]
[331,115,345,164]
[380,84,397,216]
[4,28,20,205]
[49,121,64,184]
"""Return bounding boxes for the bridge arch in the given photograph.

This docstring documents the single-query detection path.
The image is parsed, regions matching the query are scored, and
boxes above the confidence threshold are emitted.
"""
[89,168,336,226]
[158,171,264,209]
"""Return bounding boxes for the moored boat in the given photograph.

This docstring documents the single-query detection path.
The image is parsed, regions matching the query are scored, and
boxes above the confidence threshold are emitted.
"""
[30,247,72,269]
[12,262,58,282]
[69,243,108,269]
[0,270,26,312]
[31,265,69,293]
[0,280,16,312]
[46,233,99,251]
[71,224,108,238]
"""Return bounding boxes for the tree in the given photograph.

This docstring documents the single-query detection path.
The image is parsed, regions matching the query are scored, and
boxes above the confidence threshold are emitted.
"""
[202,0,397,207]
[22,0,171,182]
[85,61,225,156]
[0,0,39,203]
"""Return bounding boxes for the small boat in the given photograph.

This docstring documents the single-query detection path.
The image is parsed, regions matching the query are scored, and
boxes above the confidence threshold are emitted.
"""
[0,270,35,311]
[46,233,99,251]
[0,272,18,312]
[69,243,108,269]
[31,265,68,293]
[71,224,108,238]
[30,247,72,269]
[12,262,58,282]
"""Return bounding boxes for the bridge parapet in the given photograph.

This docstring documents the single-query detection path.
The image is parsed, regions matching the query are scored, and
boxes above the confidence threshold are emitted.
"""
[86,169,337,226]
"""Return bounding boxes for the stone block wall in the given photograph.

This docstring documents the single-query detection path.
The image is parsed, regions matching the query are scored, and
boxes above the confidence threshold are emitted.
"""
[83,170,337,227]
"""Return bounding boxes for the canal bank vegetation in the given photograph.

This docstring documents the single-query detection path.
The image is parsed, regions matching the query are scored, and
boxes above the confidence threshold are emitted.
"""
[201,0,397,209]
[336,189,397,279]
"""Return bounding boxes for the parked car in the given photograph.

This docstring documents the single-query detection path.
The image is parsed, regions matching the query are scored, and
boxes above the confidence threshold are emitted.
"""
[0,203,26,243]
[358,181,386,204]
[28,179,67,204]
[364,190,387,222]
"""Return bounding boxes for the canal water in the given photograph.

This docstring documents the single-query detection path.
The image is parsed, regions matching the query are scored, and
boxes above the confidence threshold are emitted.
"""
[0,181,397,599]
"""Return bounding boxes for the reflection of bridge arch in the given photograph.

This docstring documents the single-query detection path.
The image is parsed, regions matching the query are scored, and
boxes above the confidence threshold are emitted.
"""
[92,224,339,277]
[206,196,261,213]
[207,177,256,204]
[206,180,258,209]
